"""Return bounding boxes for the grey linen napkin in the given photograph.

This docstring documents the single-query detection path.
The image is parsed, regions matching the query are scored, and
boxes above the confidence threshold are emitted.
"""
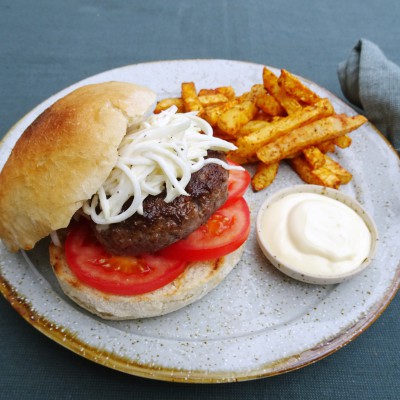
[338,39,400,153]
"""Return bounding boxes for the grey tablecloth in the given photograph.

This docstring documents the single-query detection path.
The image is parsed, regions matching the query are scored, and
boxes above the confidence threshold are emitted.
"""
[1,1,399,399]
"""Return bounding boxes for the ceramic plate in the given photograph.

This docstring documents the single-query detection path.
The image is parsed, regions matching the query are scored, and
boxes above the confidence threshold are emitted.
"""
[0,60,399,383]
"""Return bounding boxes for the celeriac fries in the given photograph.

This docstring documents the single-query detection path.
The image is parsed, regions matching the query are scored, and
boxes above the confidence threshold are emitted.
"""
[155,67,367,190]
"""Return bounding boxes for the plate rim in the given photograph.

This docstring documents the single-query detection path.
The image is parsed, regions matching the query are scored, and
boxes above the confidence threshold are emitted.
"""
[1,265,399,383]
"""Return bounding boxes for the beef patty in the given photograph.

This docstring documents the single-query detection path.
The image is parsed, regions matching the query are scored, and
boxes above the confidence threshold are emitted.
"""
[93,151,229,255]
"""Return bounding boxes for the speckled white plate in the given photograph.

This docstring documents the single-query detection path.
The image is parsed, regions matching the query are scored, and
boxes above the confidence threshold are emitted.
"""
[1,60,399,383]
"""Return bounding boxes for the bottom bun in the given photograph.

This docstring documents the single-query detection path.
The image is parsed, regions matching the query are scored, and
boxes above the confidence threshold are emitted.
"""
[49,243,244,320]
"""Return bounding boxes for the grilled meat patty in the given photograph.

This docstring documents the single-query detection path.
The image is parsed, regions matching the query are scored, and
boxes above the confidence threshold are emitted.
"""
[93,151,229,255]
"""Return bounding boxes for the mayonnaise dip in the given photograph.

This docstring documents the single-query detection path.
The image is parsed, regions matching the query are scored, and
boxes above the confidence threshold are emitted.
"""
[258,192,372,278]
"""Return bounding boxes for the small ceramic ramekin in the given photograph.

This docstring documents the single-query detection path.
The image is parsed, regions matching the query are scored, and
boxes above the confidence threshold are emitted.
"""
[256,185,378,285]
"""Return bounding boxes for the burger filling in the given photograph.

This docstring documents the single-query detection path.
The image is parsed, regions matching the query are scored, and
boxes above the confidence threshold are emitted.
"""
[77,106,241,256]
[93,151,228,255]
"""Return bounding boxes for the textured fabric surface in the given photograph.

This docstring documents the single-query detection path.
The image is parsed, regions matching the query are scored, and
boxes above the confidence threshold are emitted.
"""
[338,39,400,152]
[0,1,399,399]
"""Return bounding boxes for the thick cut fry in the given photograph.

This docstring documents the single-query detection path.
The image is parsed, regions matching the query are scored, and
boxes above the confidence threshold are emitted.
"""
[198,93,229,106]
[236,84,265,103]
[154,97,184,113]
[291,152,352,188]
[290,156,325,185]
[202,99,239,126]
[290,156,340,188]
[250,84,267,99]
[198,86,236,100]
[334,134,352,149]
[324,155,353,184]
[253,111,276,122]
[256,114,367,165]
[251,162,279,191]
[317,139,336,154]
[256,92,286,116]
[236,98,334,157]
[217,100,258,136]
[226,149,258,165]
[263,67,302,114]
[302,146,326,169]
[182,82,203,113]
[198,88,216,96]
[216,86,236,100]
[237,120,270,136]
[311,166,341,189]
[212,127,238,142]
[278,69,320,105]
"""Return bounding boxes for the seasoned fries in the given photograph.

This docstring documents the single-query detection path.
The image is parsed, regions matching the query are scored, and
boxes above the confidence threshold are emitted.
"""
[302,146,326,169]
[323,156,353,184]
[155,66,368,191]
[252,162,279,192]
[199,86,236,100]
[202,99,239,126]
[217,100,258,136]
[198,93,229,106]
[278,69,320,105]
[263,67,302,114]
[236,98,334,157]
[290,146,353,189]
[182,82,203,113]
[334,134,352,149]
[256,114,367,165]
[154,97,184,114]
[256,91,286,116]
[237,120,270,137]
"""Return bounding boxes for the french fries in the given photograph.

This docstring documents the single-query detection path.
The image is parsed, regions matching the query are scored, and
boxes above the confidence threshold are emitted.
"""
[292,145,353,188]
[199,86,236,100]
[198,93,229,106]
[217,100,258,136]
[323,156,353,184]
[202,99,239,126]
[256,92,286,116]
[154,98,184,113]
[302,146,326,169]
[252,162,279,191]
[235,98,334,157]
[278,69,320,105]
[155,66,368,191]
[334,134,352,149]
[290,152,352,189]
[182,82,203,113]
[291,156,341,188]
[263,67,302,114]
[256,114,367,165]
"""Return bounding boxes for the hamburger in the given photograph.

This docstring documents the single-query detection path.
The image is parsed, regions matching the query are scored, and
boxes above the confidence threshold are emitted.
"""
[0,82,250,320]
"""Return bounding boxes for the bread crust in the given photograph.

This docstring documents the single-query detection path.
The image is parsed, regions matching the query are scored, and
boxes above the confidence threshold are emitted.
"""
[49,242,244,320]
[0,82,156,251]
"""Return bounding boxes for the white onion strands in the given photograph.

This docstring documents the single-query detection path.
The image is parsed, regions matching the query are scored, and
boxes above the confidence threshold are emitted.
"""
[83,106,241,225]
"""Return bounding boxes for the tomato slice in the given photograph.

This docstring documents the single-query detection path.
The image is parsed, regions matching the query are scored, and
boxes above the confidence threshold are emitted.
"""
[65,221,188,295]
[226,160,251,206]
[159,197,250,261]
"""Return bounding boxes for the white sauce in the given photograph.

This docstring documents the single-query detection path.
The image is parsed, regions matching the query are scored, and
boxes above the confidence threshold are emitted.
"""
[83,106,240,225]
[259,192,372,277]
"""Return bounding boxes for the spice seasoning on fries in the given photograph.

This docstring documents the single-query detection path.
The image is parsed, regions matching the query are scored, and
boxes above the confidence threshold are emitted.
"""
[154,67,368,191]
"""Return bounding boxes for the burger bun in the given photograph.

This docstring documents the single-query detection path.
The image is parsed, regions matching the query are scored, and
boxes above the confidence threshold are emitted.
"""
[0,82,156,252]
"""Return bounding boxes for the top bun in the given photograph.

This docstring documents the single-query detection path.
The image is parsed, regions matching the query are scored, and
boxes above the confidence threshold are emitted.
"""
[0,82,156,251]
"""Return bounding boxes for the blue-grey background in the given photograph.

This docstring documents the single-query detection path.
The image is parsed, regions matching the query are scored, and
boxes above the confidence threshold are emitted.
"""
[0,1,399,398]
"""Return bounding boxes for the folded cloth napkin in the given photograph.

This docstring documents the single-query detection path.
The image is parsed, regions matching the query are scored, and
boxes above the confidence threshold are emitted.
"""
[338,39,400,153]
